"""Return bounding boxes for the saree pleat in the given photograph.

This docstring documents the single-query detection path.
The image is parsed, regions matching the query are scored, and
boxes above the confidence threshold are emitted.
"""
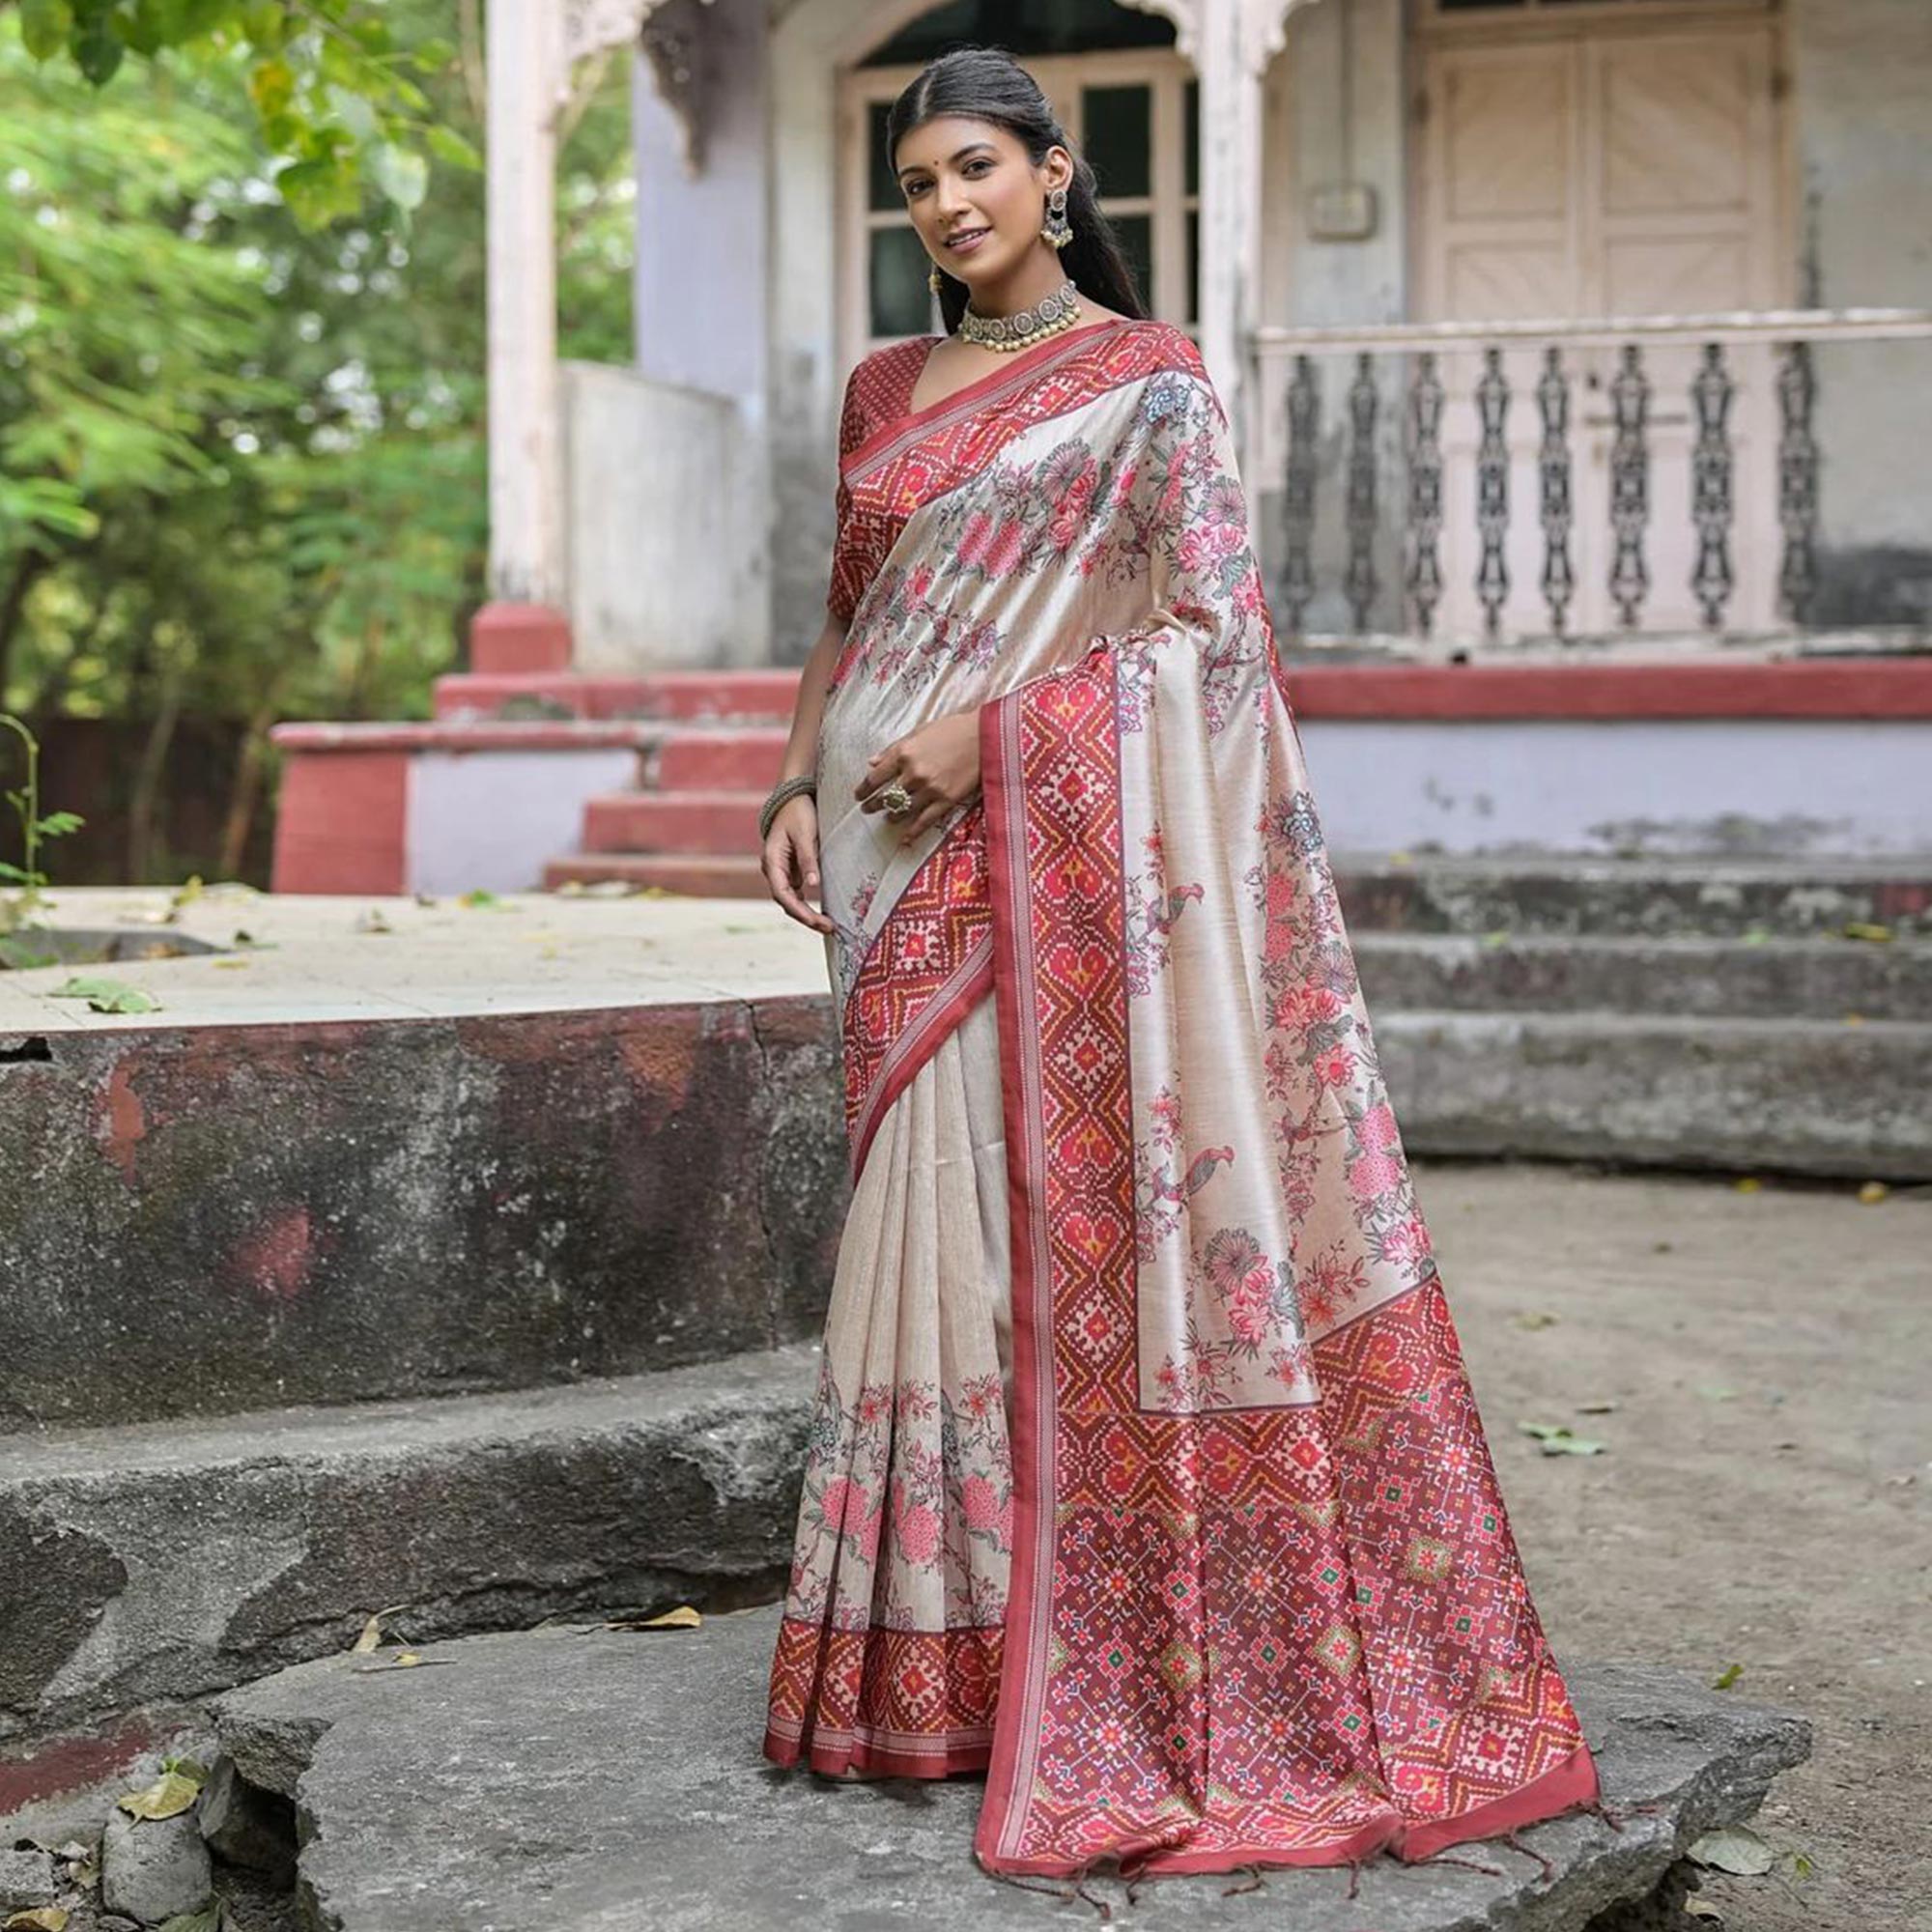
[762,993,1014,1776]
[763,315,1597,1876]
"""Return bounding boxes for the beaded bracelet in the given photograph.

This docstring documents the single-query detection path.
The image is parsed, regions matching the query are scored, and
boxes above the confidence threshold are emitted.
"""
[758,773,818,843]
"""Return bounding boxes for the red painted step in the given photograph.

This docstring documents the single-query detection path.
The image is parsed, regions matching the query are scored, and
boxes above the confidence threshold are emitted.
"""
[653,726,789,791]
[544,853,769,897]
[582,790,764,856]
[436,669,801,724]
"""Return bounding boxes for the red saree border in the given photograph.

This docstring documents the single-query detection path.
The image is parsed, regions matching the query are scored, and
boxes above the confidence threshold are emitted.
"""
[841,804,995,1184]
[845,317,1128,471]
[978,650,1126,1869]
[826,320,1201,664]
[763,1616,1003,1779]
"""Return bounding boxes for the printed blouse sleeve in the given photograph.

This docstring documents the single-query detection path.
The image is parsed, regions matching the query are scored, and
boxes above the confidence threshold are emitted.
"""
[825,359,870,629]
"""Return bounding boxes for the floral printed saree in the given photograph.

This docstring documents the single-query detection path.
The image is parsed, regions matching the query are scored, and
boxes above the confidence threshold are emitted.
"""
[761,316,1598,1879]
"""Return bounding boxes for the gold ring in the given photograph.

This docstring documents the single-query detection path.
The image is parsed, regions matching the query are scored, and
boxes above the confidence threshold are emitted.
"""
[878,781,915,818]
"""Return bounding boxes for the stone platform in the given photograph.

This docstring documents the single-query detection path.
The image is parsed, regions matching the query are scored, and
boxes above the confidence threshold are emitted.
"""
[206,1601,1811,1932]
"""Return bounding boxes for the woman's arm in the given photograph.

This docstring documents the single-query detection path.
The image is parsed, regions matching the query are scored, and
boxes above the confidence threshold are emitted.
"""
[759,611,844,933]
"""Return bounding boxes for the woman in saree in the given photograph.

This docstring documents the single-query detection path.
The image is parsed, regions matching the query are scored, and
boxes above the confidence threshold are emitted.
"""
[755,46,1599,1883]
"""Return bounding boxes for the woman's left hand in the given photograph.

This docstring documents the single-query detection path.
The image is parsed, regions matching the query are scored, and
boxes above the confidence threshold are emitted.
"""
[856,707,981,846]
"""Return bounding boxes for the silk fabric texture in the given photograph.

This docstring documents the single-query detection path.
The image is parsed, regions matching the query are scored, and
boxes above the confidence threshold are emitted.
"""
[762,317,1598,1878]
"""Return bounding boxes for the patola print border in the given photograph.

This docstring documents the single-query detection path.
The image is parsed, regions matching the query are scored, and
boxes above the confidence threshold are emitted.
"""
[973,649,1599,1880]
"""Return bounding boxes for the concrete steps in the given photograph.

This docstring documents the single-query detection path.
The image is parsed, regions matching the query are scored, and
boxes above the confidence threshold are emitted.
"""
[1378,1009,1930,1178]
[492,672,796,890]
[582,788,765,856]
[1355,931,1925,1020]
[0,1347,819,1768]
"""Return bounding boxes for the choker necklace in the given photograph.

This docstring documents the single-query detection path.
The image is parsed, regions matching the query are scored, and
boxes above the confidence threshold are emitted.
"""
[957,277,1084,353]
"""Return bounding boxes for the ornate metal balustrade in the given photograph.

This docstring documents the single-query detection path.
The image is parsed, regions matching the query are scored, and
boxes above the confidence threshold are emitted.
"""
[1250,309,1932,653]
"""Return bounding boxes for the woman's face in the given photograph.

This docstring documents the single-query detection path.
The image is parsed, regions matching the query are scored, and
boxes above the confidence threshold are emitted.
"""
[894,115,1070,289]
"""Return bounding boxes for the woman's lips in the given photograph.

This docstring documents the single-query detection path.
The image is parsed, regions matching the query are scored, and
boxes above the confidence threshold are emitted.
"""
[945,227,990,254]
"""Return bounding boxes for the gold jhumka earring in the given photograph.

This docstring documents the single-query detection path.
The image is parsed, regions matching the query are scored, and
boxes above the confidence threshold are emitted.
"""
[930,185,1072,294]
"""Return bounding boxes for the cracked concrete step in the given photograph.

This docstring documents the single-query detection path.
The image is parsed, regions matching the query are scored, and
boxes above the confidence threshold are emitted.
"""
[205,1599,1811,1932]
[1378,1009,1932,1177]
[1354,931,1928,1021]
[0,1345,819,1769]
[543,849,1932,933]
[1337,853,1932,939]
[0,992,844,1436]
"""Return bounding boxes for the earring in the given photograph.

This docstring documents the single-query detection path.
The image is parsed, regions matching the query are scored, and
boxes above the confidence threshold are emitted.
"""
[929,263,944,295]
[1040,185,1072,250]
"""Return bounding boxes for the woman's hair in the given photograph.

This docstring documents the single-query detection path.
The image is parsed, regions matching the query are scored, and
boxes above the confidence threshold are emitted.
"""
[886,46,1149,331]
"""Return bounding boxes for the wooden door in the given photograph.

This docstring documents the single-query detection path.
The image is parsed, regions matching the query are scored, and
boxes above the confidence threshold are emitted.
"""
[1414,12,1786,639]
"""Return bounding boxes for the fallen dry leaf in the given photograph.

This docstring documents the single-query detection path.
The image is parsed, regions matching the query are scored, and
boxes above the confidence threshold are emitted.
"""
[350,1604,412,1654]
[1687,1826,1775,1876]
[603,1605,703,1632]
[116,1768,201,1820]
[5,1909,71,1931]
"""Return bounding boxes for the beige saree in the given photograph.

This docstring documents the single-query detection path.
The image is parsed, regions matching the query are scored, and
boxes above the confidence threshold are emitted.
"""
[761,317,1598,1879]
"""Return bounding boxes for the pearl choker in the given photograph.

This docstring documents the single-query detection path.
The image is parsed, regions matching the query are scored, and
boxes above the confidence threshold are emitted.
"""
[957,277,1085,353]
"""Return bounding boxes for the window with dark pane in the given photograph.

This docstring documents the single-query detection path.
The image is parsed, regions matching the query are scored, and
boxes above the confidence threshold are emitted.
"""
[1109,213,1152,313]
[1184,79,1199,197]
[870,228,933,339]
[863,0,1177,65]
[1185,209,1199,325]
[1082,85,1151,199]
[867,102,903,212]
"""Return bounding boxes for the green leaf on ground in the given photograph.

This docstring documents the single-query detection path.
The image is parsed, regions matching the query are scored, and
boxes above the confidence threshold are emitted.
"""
[1511,1311,1559,1331]
[1517,1422,1606,1457]
[1712,1662,1744,1690]
[48,977,160,1014]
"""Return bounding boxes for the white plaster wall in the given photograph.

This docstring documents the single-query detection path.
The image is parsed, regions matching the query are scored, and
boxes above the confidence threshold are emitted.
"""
[766,0,887,663]
[571,5,775,668]
[561,361,766,669]
[407,749,639,895]
[1264,0,1406,330]
[631,0,771,402]
[1294,719,1932,858]
[1788,0,1932,625]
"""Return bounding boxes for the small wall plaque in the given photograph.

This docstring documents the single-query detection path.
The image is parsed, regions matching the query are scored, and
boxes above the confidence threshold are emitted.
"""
[1308,182,1378,242]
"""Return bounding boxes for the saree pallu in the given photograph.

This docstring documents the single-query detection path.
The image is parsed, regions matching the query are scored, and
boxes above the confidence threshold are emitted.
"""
[762,317,1598,1878]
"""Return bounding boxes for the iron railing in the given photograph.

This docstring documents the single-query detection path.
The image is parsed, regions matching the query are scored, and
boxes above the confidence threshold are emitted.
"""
[1250,308,1932,652]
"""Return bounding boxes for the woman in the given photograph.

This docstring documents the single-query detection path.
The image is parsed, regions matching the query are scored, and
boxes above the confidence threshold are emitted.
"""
[757,45,1598,1883]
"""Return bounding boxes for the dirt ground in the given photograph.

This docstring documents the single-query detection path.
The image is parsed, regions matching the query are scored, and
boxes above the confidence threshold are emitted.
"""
[1419,1158,1931,1932]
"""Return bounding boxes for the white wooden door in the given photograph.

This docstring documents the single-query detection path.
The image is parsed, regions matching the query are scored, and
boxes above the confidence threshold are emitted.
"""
[1414,12,1787,640]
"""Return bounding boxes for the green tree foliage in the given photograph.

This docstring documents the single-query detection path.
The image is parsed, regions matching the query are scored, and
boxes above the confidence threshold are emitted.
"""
[7,0,467,226]
[0,4,637,880]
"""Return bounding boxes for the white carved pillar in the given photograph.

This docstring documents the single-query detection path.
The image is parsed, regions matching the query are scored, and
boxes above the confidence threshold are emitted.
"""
[1196,0,1308,483]
[484,0,567,645]
[474,0,571,671]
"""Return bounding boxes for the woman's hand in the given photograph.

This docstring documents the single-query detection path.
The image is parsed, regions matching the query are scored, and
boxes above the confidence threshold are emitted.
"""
[856,708,981,845]
[761,792,836,934]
